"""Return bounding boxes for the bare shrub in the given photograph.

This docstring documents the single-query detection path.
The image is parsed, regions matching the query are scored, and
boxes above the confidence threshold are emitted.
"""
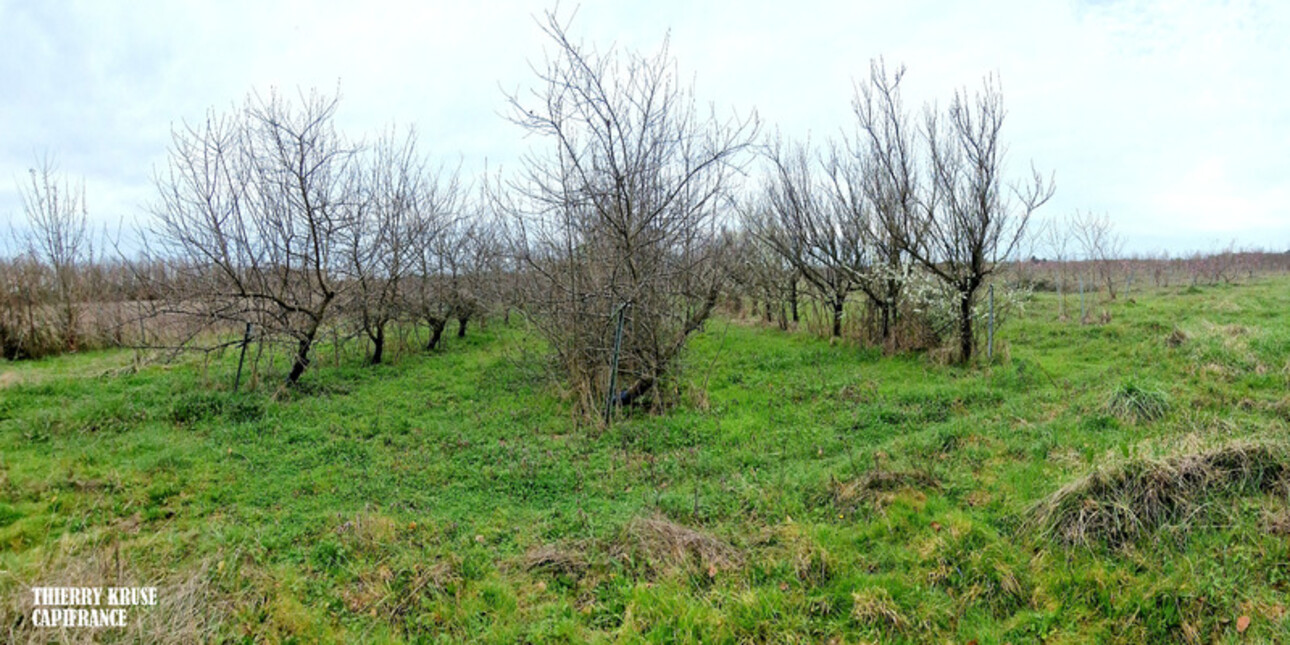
[725,228,799,328]
[748,136,872,339]
[339,127,427,365]
[0,255,58,359]
[500,11,757,415]
[16,157,90,352]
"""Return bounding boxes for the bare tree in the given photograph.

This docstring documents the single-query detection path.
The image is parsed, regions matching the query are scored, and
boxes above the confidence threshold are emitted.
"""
[149,89,359,385]
[749,138,871,339]
[341,127,425,364]
[842,59,919,345]
[1039,214,1074,319]
[448,206,494,339]
[464,208,517,326]
[907,76,1054,362]
[406,168,464,352]
[1071,210,1123,300]
[727,227,797,328]
[18,157,90,351]
[500,11,757,414]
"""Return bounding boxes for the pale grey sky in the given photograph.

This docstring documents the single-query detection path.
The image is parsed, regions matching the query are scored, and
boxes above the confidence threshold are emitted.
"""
[2,0,1287,254]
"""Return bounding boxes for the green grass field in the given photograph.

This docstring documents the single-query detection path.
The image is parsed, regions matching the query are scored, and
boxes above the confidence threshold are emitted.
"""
[3,278,1289,643]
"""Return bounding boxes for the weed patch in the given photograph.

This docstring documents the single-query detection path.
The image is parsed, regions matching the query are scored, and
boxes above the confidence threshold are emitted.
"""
[169,391,264,426]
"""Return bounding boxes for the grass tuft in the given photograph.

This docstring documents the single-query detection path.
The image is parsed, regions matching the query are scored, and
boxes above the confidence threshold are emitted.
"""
[850,587,908,632]
[1105,379,1170,423]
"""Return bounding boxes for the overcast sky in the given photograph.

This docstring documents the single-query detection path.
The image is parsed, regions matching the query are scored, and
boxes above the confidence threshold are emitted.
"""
[1,0,1287,255]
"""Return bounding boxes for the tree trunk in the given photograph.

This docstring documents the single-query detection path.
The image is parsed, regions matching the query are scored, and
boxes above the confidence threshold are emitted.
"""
[287,333,315,385]
[880,304,891,343]
[831,299,844,337]
[618,375,656,407]
[883,276,899,343]
[789,279,799,323]
[958,291,974,363]
[456,316,469,338]
[426,318,446,351]
[369,325,385,365]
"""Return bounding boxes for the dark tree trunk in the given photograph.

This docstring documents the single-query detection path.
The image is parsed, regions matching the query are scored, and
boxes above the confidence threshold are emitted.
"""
[883,276,899,343]
[880,305,891,343]
[831,298,844,337]
[958,290,975,363]
[618,375,656,407]
[789,279,799,323]
[369,325,385,365]
[287,334,314,384]
[456,316,469,338]
[426,318,446,351]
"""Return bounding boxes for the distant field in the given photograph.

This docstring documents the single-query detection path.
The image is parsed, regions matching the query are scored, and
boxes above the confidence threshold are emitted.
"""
[2,278,1289,643]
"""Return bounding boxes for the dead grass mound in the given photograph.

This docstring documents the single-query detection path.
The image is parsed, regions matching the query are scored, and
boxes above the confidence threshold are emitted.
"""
[612,515,743,576]
[524,543,590,577]
[829,469,940,511]
[1029,441,1290,548]
[339,559,457,622]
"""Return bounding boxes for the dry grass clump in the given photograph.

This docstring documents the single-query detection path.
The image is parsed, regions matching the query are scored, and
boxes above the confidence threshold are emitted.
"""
[1029,441,1290,548]
[0,545,224,644]
[524,543,590,577]
[1263,509,1290,536]
[850,587,908,632]
[828,469,940,512]
[612,515,743,577]
[1165,327,1188,348]
[1105,380,1170,423]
